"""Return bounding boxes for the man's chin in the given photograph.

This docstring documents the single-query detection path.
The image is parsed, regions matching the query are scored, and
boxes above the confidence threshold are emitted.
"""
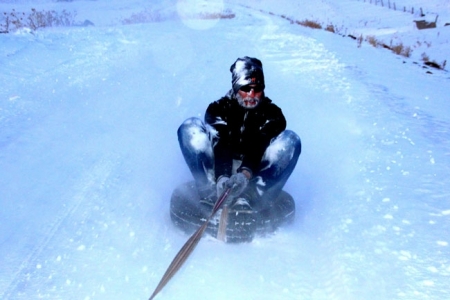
[236,93,262,109]
[243,100,259,108]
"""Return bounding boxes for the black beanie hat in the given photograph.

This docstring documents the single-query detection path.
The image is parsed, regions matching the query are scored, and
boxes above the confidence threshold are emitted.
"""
[230,56,265,94]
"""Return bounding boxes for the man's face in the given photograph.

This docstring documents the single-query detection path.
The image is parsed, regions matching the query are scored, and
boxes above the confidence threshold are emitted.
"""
[236,84,264,109]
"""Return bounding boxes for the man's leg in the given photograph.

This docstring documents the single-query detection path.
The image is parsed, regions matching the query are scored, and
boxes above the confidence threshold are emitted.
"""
[250,130,301,209]
[177,117,216,200]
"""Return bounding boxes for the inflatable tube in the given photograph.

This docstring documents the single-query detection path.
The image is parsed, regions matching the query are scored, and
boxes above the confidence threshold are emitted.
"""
[170,181,295,243]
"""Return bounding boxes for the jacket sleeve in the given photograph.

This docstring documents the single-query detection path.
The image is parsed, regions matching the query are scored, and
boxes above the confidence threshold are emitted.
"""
[205,99,233,179]
[238,103,286,175]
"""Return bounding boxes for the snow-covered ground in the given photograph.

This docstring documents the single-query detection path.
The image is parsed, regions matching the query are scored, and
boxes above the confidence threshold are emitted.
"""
[1,0,449,299]
[241,0,450,70]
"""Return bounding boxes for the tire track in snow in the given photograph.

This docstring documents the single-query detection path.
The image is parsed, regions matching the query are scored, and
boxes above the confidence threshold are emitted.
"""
[352,82,450,298]
[235,5,351,97]
[1,156,117,299]
[237,9,361,299]
[257,11,450,297]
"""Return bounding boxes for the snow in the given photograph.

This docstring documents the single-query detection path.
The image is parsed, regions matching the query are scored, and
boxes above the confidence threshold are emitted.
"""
[1,0,449,299]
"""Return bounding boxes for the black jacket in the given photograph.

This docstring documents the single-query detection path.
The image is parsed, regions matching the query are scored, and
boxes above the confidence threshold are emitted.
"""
[205,91,286,179]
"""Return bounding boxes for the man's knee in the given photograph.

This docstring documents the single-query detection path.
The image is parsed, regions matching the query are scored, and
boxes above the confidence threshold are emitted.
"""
[178,117,212,153]
[265,130,301,160]
[282,130,301,155]
[178,117,203,134]
[263,130,302,169]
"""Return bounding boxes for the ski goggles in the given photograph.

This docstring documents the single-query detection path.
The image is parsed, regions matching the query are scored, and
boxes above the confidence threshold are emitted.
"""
[240,85,263,93]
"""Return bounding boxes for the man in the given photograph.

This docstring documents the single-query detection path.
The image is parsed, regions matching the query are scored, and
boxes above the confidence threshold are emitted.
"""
[178,56,301,213]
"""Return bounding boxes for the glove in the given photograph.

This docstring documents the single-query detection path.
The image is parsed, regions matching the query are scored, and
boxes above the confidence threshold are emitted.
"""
[216,175,229,198]
[226,173,249,197]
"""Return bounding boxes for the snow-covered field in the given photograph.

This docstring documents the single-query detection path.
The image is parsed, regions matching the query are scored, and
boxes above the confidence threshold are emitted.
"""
[1,0,449,299]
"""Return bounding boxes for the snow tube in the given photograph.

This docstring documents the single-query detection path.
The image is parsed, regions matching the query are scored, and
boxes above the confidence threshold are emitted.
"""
[170,181,295,243]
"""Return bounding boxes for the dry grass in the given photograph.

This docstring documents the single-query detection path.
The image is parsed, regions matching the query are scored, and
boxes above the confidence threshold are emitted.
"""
[122,9,166,24]
[280,14,295,24]
[352,33,414,58]
[196,10,235,20]
[296,19,322,29]
[1,8,76,33]
[421,53,446,69]
[357,34,364,47]
[122,8,235,25]
[325,24,335,33]
[391,43,412,57]
[366,35,379,47]
[265,10,444,69]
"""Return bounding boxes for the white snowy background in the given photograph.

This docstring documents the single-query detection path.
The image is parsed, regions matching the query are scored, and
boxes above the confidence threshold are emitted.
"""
[1,0,449,299]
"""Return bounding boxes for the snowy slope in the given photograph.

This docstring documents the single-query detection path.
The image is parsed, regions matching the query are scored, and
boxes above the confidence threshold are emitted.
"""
[1,0,450,299]
[238,0,450,70]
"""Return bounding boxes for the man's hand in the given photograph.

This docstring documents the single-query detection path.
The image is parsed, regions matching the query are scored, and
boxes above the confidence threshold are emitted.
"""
[226,173,249,197]
[216,176,230,197]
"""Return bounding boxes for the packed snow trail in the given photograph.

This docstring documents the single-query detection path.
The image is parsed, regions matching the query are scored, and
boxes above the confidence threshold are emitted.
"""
[1,2,450,300]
